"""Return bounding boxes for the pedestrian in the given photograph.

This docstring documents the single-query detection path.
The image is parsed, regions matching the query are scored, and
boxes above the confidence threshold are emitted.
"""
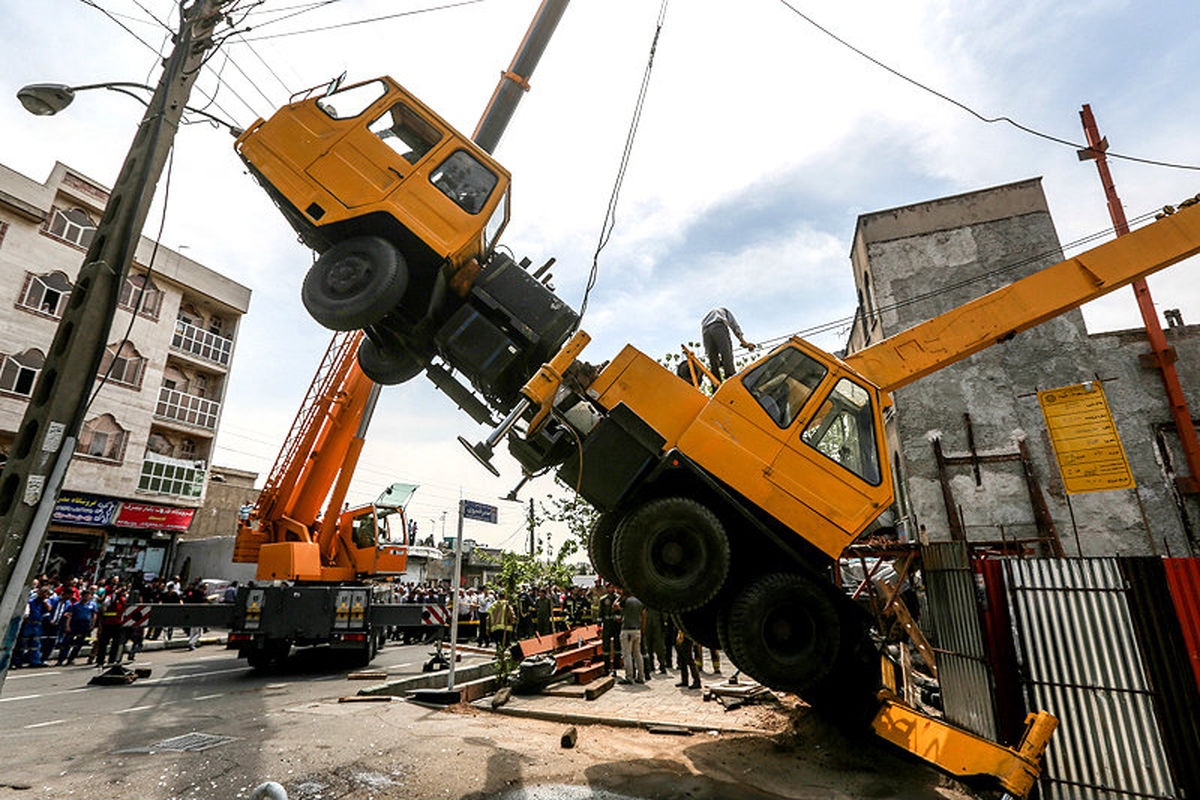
[57,589,98,665]
[701,307,755,382]
[222,581,239,603]
[675,629,701,689]
[599,585,621,675]
[642,606,669,675]
[183,579,208,649]
[694,642,721,675]
[15,587,53,668]
[488,594,516,647]
[618,590,645,684]
[42,588,72,664]
[534,588,552,637]
[95,585,127,667]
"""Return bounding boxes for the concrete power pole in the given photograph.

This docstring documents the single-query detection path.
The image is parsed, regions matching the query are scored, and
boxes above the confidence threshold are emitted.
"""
[528,498,536,558]
[0,0,230,690]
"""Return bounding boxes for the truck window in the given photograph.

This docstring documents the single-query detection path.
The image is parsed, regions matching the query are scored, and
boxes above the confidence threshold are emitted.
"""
[741,348,828,428]
[368,102,442,165]
[316,80,388,120]
[430,150,498,214]
[484,189,508,252]
[801,378,881,484]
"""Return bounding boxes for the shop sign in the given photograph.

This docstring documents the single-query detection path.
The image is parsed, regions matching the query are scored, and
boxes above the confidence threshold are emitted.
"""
[114,502,196,531]
[52,492,120,526]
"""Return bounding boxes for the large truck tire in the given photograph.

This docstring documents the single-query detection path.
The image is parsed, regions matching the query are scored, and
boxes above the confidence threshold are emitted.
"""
[357,339,423,385]
[611,497,729,612]
[302,236,408,330]
[587,513,621,586]
[723,572,840,693]
[247,638,290,672]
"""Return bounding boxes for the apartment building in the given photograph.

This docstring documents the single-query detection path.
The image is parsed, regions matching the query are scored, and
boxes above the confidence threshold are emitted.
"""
[0,160,251,581]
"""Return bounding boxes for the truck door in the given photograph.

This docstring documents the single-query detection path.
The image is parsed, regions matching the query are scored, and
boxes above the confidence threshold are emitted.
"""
[306,83,444,208]
[764,374,891,547]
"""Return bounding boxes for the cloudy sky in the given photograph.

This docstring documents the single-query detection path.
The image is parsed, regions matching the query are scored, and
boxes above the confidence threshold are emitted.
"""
[3,0,1199,551]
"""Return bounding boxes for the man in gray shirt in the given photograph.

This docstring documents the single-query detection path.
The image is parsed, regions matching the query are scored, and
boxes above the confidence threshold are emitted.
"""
[618,591,646,684]
[701,307,755,382]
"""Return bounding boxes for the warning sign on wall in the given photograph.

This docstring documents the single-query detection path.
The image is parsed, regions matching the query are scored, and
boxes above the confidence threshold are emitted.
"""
[1038,382,1135,494]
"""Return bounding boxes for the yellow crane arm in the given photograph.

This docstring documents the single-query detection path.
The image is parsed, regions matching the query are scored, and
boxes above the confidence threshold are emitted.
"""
[843,201,1200,393]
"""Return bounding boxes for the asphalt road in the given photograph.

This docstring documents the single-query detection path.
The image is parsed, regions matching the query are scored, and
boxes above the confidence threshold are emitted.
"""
[0,638,488,795]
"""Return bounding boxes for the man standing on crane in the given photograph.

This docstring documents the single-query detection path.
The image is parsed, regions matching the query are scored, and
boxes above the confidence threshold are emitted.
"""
[701,307,755,381]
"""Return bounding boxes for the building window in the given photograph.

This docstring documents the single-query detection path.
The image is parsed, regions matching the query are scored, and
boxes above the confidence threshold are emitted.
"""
[46,207,97,249]
[180,438,196,459]
[18,271,72,318]
[119,273,163,319]
[0,349,44,397]
[192,374,208,398]
[99,342,145,389]
[77,414,127,463]
[207,315,224,336]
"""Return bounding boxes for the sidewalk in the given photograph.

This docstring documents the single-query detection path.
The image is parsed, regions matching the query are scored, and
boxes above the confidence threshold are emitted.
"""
[477,666,791,735]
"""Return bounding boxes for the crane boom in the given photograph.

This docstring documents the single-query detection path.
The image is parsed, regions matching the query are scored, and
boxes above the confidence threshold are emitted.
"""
[843,201,1200,393]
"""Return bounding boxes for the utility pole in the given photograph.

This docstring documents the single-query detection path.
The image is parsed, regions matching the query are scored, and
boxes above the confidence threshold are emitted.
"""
[528,497,536,558]
[1078,105,1200,507]
[0,0,230,689]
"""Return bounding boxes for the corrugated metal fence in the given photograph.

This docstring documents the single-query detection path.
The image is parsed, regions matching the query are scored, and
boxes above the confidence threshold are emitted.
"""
[1005,558,1176,799]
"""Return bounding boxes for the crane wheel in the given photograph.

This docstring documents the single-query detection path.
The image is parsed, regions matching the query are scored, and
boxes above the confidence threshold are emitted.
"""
[302,236,408,331]
[587,513,621,586]
[611,497,729,612]
[357,339,424,385]
[723,572,840,694]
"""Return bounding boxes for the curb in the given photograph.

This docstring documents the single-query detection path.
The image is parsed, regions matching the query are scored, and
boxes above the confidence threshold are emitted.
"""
[358,661,497,697]
[470,698,767,735]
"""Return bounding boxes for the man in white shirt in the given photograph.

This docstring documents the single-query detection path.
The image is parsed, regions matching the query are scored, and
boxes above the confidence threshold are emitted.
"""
[701,307,755,381]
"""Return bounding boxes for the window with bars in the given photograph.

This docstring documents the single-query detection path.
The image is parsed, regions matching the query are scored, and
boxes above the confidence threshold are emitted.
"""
[118,273,163,319]
[77,414,127,463]
[18,271,72,318]
[46,207,97,249]
[0,349,44,397]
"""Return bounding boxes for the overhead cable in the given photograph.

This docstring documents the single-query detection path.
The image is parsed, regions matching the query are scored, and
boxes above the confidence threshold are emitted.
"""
[774,0,1200,172]
[237,0,485,42]
[578,0,669,325]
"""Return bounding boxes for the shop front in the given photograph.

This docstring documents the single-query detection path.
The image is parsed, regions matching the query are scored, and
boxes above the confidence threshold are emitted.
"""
[41,492,197,584]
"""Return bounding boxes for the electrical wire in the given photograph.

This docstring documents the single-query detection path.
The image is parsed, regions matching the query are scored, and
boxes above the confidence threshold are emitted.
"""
[773,0,1200,172]
[78,0,163,55]
[242,0,345,27]
[577,0,669,325]
[744,207,1164,353]
[234,33,295,96]
[237,0,485,42]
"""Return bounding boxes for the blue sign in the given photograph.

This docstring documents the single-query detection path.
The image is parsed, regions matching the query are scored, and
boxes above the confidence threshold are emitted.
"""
[462,500,498,524]
[52,492,119,527]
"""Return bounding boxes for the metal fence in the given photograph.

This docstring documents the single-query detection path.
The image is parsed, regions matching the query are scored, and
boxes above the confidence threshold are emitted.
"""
[1005,558,1176,800]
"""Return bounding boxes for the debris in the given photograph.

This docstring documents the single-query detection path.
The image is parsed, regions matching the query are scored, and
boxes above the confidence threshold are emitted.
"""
[88,664,140,686]
[337,695,393,703]
[491,687,513,708]
[583,676,614,700]
[560,726,578,748]
[250,782,288,800]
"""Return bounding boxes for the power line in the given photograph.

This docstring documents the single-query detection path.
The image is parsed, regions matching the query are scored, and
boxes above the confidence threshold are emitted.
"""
[78,0,163,55]
[773,0,1200,172]
[578,0,669,325]
[237,0,485,42]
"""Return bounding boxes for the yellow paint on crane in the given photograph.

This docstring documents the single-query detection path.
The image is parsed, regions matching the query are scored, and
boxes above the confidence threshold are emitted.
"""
[1038,382,1135,494]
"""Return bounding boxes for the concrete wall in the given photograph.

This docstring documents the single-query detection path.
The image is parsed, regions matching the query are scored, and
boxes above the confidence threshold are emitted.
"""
[186,465,260,540]
[846,178,1200,557]
[170,535,258,584]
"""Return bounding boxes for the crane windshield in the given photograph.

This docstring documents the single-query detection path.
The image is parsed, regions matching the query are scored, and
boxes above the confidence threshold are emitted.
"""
[741,347,828,428]
[801,378,881,484]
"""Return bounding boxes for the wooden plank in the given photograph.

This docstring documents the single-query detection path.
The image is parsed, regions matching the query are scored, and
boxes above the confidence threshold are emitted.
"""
[347,671,388,680]
[542,684,588,699]
[571,662,606,684]
[338,695,393,703]
[583,675,614,700]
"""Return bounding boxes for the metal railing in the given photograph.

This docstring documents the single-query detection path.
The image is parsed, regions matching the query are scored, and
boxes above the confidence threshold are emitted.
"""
[171,319,233,366]
[155,386,220,430]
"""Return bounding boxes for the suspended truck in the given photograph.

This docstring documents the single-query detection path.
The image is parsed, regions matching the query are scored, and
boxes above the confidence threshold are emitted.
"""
[226,0,1200,792]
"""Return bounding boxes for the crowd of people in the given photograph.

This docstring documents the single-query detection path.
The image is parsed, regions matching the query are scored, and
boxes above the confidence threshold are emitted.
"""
[11,572,212,670]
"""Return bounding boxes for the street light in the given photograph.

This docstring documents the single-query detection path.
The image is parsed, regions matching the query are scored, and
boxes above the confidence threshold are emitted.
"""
[17,81,242,135]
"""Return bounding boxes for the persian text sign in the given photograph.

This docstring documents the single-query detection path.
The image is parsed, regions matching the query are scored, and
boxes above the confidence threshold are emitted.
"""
[462,500,498,524]
[1038,382,1134,494]
[114,502,196,531]
[52,492,119,526]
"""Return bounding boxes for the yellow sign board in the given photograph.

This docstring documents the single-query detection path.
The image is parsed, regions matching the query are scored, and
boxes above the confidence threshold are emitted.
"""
[1038,382,1134,494]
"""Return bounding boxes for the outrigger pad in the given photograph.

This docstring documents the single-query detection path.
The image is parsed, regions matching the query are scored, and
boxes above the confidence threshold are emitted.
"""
[88,663,149,685]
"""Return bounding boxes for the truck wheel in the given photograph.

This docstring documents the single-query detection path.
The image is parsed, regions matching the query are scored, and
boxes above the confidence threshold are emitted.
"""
[357,339,423,385]
[724,573,839,693]
[611,497,729,612]
[302,236,408,330]
[587,513,620,586]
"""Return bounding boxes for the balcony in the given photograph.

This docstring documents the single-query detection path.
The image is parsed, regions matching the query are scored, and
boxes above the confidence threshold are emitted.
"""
[156,386,220,430]
[171,319,233,367]
[139,451,206,499]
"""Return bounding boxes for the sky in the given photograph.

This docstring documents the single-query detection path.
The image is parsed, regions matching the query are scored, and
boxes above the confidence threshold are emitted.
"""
[3,0,1199,553]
